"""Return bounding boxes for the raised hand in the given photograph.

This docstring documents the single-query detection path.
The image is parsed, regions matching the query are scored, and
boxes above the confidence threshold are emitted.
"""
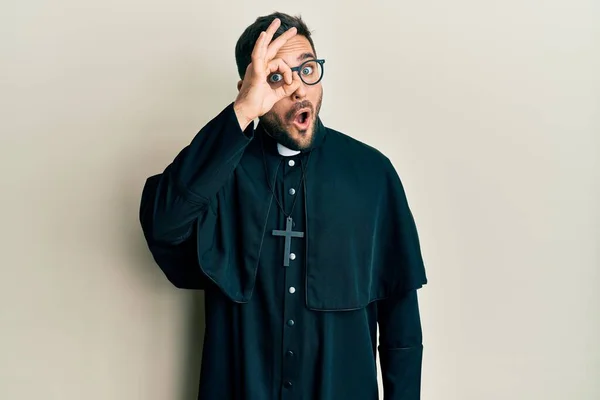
[233,18,302,130]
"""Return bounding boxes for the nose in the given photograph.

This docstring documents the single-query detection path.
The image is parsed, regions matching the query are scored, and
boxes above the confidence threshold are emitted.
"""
[291,78,307,100]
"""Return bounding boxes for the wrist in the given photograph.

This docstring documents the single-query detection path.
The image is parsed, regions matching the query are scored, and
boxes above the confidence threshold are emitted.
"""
[233,101,254,131]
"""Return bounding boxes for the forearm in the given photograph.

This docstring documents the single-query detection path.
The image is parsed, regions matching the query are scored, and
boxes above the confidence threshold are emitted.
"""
[142,102,254,245]
[378,289,424,400]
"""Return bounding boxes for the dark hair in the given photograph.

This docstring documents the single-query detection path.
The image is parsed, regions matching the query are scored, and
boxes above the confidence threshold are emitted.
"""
[235,12,316,79]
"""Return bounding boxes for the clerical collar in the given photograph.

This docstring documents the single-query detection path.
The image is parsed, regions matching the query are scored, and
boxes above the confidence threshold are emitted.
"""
[277,143,300,157]
[256,115,327,157]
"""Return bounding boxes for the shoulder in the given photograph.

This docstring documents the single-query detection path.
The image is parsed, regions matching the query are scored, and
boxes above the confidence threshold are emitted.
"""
[323,126,396,173]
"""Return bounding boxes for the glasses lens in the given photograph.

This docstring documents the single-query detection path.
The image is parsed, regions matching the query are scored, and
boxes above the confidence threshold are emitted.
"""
[299,60,323,85]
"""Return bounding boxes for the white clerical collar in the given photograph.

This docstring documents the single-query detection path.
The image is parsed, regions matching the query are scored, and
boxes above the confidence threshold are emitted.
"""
[277,143,300,157]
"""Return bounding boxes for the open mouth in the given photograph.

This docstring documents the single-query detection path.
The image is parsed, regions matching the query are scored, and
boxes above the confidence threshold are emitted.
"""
[292,109,311,130]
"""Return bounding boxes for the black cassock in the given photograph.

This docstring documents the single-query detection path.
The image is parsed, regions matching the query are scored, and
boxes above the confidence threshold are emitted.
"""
[139,102,428,400]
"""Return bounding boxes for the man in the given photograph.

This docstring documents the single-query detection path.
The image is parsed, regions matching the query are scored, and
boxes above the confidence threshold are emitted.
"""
[139,12,428,400]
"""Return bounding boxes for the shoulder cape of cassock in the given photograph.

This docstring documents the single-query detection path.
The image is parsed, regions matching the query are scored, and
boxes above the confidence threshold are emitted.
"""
[142,104,427,311]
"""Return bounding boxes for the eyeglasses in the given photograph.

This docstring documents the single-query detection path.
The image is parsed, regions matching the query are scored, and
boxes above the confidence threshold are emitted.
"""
[268,59,326,86]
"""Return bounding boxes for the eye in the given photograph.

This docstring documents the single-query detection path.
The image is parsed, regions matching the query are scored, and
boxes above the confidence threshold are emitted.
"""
[301,66,314,76]
[269,73,283,83]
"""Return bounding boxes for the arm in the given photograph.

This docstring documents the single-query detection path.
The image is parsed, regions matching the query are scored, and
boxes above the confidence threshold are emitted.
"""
[139,19,307,288]
[377,289,424,400]
[139,103,254,288]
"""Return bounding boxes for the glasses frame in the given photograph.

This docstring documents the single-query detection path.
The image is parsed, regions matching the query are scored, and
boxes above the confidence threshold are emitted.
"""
[290,58,326,86]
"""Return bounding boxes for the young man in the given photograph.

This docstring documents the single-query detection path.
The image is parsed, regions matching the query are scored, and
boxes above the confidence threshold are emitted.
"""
[140,12,427,400]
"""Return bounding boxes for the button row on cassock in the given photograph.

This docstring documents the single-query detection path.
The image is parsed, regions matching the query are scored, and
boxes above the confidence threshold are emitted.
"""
[285,264,296,390]
[283,161,297,392]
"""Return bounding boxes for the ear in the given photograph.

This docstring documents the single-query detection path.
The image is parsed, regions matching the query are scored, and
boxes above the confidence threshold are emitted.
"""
[237,80,243,91]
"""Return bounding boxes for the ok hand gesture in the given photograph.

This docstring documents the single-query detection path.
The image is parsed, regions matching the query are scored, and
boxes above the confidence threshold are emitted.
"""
[234,18,302,130]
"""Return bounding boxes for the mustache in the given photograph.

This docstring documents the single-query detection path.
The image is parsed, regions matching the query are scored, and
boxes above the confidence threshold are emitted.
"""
[285,101,314,121]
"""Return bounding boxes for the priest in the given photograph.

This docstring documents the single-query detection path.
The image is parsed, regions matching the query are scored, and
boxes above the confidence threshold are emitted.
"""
[139,12,428,400]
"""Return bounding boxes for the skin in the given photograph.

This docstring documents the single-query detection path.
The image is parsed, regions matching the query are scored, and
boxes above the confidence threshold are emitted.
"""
[234,18,323,151]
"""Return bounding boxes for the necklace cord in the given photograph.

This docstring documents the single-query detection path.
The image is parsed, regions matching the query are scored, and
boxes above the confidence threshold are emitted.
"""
[260,131,312,219]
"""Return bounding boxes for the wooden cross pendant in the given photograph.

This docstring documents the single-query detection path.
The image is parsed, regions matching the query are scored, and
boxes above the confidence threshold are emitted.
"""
[272,217,304,267]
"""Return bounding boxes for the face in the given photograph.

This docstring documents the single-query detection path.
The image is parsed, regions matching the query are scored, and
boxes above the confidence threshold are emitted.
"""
[243,35,323,151]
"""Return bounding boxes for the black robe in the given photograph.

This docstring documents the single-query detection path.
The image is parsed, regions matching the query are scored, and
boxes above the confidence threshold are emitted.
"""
[139,102,428,400]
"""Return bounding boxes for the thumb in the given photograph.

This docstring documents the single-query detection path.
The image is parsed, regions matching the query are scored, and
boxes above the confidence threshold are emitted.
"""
[278,73,302,98]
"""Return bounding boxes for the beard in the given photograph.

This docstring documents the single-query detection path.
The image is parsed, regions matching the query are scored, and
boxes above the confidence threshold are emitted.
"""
[259,92,323,151]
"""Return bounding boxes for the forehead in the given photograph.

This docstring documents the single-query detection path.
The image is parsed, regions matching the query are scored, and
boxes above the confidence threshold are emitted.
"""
[274,35,315,66]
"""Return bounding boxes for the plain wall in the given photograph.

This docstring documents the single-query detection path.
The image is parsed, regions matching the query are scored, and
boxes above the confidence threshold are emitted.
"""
[2,0,599,399]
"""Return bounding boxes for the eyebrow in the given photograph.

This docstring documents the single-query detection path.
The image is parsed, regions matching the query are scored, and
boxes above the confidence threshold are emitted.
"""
[298,52,316,62]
